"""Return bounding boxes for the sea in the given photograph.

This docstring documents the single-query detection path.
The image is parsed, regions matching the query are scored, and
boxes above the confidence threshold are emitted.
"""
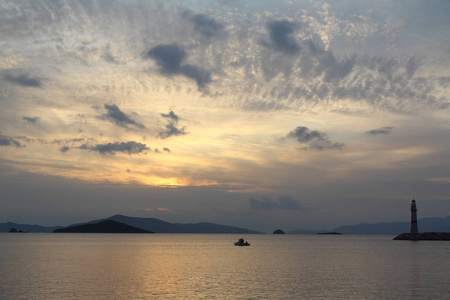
[1,233,449,299]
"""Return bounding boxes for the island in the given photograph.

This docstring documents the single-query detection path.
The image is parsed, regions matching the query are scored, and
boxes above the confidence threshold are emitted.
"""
[273,229,285,234]
[9,228,26,233]
[53,220,154,233]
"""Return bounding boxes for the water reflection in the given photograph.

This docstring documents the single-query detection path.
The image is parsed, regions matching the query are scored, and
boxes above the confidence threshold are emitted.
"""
[1,234,450,299]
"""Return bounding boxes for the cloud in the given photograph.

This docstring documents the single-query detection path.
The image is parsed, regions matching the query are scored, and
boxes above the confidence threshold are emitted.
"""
[60,146,70,153]
[163,147,171,153]
[161,111,180,122]
[147,44,187,74]
[4,74,42,88]
[22,116,40,125]
[143,207,169,212]
[320,52,355,82]
[81,141,150,155]
[297,41,354,82]
[146,43,212,89]
[159,111,188,139]
[366,127,393,135]
[159,123,187,139]
[262,20,301,55]
[101,104,145,129]
[0,134,21,147]
[249,195,302,210]
[284,126,344,150]
[186,13,224,39]
[180,64,212,89]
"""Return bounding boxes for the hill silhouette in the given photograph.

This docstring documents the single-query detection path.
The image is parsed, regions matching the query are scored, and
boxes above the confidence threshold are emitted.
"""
[53,220,153,233]
[71,215,263,234]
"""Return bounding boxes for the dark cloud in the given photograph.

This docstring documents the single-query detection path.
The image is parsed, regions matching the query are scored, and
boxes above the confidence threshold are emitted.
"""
[146,43,211,90]
[4,74,42,88]
[159,123,187,139]
[285,126,344,150]
[22,116,40,124]
[161,111,180,122]
[60,146,70,153]
[298,42,354,82]
[0,134,21,147]
[159,111,187,139]
[188,13,224,39]
[287,126,326,143]
[163,147,171,153]
[366,127,393,135]
[321,53,354,82]
[180,64,212,89]
[263,20,301,55]
[259,29,353,83]
[101,104,145,129]
[81,141,150,155]
[249,195,302,210]
[147,44,186,74]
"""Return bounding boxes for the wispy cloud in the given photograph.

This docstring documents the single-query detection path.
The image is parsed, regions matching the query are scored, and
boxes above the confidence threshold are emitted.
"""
[100,104,145,129]
[366,127,394,135]
[4,74,42,88]
[81,141,150,155]
[0,133,21,147]
[22,116,40,125]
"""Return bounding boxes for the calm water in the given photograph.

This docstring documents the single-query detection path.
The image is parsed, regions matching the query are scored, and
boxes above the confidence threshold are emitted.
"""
[1,234,449,299]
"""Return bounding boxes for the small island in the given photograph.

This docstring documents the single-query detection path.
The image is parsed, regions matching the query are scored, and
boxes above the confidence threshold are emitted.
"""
[9,228,26,233]
[53,220,154,233]
[273,229,285,234]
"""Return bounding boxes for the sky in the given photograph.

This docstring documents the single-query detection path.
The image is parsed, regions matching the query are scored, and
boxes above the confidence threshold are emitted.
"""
[1,0,450,232]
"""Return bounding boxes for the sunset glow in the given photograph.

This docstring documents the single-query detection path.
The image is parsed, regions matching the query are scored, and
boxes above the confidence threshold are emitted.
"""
[1,0,450,231]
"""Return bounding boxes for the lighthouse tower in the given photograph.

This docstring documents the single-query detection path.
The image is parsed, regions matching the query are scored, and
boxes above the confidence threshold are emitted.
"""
[410,199,418,237]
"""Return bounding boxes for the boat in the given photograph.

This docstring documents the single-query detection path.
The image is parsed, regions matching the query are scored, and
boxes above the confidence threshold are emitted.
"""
[234,237,250,246]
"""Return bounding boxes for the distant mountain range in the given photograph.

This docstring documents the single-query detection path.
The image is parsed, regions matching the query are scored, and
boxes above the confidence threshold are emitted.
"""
[2,215,450,234]
[1,215,262,234]
[0,222,62,233]
[287,216,450,235]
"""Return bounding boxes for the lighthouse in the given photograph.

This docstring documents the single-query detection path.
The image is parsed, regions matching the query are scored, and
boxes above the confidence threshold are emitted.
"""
[410,199,418,237]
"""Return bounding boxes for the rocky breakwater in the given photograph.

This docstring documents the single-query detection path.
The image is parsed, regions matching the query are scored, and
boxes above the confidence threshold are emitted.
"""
[393,232,450,240]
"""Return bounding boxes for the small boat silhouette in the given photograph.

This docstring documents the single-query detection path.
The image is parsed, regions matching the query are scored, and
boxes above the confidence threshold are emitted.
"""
[234,237,250,246]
